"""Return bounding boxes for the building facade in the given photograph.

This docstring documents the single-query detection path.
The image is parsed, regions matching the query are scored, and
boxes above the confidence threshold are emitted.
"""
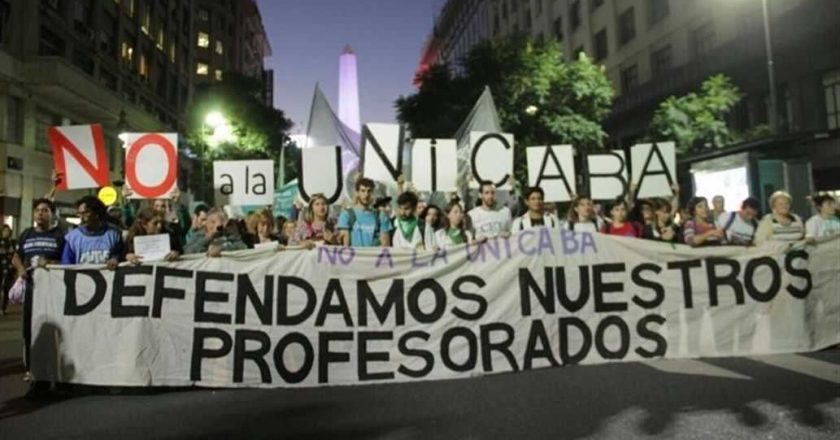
[193,0,272,105]
[418,0,840,147]
[417,0,840,197]
[0,0,196,231]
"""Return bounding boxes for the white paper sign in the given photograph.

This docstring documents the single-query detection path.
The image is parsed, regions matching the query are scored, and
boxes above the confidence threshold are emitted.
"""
[48,124,109,190]
[526,145,576,202]
[299,146,344,203]
[133,234,171,262]
[411,139,458,192]
[254,241,280,251]
[468,131,514,190]
[124,133,179,199]
[586,152,628,200]
[213,160,275,206]
[631,142,677,198]
[361,123,402,183]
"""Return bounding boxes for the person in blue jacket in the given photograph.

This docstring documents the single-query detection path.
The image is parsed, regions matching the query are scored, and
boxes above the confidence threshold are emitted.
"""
[61,196,123,269]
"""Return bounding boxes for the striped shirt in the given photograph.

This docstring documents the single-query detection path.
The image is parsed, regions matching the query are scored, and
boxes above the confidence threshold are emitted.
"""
[754,213,805,245]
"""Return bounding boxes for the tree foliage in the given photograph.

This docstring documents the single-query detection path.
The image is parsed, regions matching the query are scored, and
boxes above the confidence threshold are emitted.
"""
[185,73,296,189]
[649,74,742,154]
[396,37,613,185]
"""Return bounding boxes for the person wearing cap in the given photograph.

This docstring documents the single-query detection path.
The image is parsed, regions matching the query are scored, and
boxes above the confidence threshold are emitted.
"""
[716,197,761,245]
[754,191,805,245]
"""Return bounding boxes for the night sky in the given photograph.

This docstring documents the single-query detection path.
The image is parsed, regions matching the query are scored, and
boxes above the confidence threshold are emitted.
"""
[257,0,443,133]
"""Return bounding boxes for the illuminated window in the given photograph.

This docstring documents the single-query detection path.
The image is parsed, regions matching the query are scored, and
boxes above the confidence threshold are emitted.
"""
[169,41,176,63]
[139,54,149,78]
[215,40,223,55]
[156,29,165,50]
[215,70,223,81]
[121,41,133,63]
[141,8,150,34]
[196,62,208,75]
[197,32,209,48]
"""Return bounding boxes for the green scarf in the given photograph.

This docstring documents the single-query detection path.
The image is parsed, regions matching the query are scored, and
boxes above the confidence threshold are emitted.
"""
[398,217,418,241]
[446,228,464,245]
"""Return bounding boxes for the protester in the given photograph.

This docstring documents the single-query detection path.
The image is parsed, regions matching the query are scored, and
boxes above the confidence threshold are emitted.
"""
[106,205,124,229]
[717,197,760,245]
[805,194,840,239]
[184,207,248,256]
[338,177,392,247]
[419,204,443,250]
[391,192,423,249]
[511,187,560,231]
[436,197,474,249]
[374,196,393,221]
[601,198,642,237]
[247,209,280,246]
[643,198,680,243]
[124,208,182,264]
[0,225,15,315]
[682,196,724,247]
[711,195,726,220]
[468,181,512,240]
[754,191,805,245]
[12,198,65,398]
[280,219,297,246]
[186,203,209,244]
[61,196,123,268]
[564,195,602,233]
[291,193,337,246]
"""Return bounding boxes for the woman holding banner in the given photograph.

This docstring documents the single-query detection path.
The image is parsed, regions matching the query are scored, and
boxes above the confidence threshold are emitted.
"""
[563,195,602,233]
[247,209,281,247]
[601,198,642,238]
[754,191,805,245]
[290,194,337,246]
[682,197,725,247]
[436,198,473,250]
[124,208,182,263]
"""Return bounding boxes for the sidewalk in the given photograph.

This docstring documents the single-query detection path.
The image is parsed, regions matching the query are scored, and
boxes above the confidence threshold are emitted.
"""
[0,305,28,407]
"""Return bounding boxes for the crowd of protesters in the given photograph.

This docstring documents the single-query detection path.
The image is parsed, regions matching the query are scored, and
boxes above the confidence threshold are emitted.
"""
[2,170,839,398]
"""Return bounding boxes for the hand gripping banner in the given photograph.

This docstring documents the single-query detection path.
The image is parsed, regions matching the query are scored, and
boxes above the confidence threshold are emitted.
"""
[30,232,840,388]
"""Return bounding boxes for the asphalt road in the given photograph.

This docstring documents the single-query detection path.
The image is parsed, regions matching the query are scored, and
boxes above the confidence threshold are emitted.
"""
[1,306,838,439]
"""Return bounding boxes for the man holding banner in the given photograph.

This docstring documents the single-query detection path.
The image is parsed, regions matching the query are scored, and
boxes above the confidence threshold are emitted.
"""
[338,177,392,247]
[60,196,123,270]
[468,181,512,240]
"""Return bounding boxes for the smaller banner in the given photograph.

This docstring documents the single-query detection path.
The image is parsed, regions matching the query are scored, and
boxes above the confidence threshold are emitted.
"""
[587,152,628,200]
[124,133,179,199]
[631,142,676,199]
[48,124,109,190]
[527,145,576,202]
[468,131,514,189]
[213,160,275,206]
[411,139,458,193]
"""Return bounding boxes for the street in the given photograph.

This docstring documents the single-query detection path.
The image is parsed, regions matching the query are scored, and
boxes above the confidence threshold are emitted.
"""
[1,306,838,439]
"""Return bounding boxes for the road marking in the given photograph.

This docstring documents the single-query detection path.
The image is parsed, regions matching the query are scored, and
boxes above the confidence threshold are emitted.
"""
[641,358,752,380]
[748,354,840,384]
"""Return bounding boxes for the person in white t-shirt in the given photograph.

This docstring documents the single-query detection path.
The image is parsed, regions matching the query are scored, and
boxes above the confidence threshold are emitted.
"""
[562,195,603,233]
[805,194,840,240]
[391,191,424,249]
[511,187,560,232]
[468,181,512,240]
[716,197,760,245]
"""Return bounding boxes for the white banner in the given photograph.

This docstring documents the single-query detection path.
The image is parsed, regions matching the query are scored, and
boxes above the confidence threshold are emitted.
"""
[213,160,274,206]
[527,145,576,202]
[32,234,840,388]
[411,139,458,193]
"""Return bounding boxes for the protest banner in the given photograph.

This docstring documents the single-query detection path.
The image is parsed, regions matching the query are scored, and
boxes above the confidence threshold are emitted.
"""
[213,160,275,206]
[361,123,403,183]
[631,142,677,199]
[124,133,179,199]
[586,152,628,201]
[298,146,344,203]
[48,124,109,190]
[411,139,458,193]
[527,145,576,202]
[468,131,514,190]
[31,233,840,389]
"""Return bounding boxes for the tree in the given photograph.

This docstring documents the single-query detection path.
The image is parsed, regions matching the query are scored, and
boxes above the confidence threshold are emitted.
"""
[396,37,613,186]
[649,74,741,154]
[185,73,295,200]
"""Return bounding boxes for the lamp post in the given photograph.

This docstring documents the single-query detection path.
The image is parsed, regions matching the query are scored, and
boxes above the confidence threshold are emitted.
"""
[761,0,779,134]
[202,111,228,201]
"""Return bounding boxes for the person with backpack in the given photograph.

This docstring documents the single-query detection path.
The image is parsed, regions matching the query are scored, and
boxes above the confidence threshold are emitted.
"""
[563,195,603,233]
[601,197,642,238]
[337,177,392,247]
[511,187,560,232]
[716,197,760,245]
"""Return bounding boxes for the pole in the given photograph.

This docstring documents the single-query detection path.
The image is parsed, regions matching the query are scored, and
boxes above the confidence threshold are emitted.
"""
[761,0,778,134]
[279,141,286,187]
